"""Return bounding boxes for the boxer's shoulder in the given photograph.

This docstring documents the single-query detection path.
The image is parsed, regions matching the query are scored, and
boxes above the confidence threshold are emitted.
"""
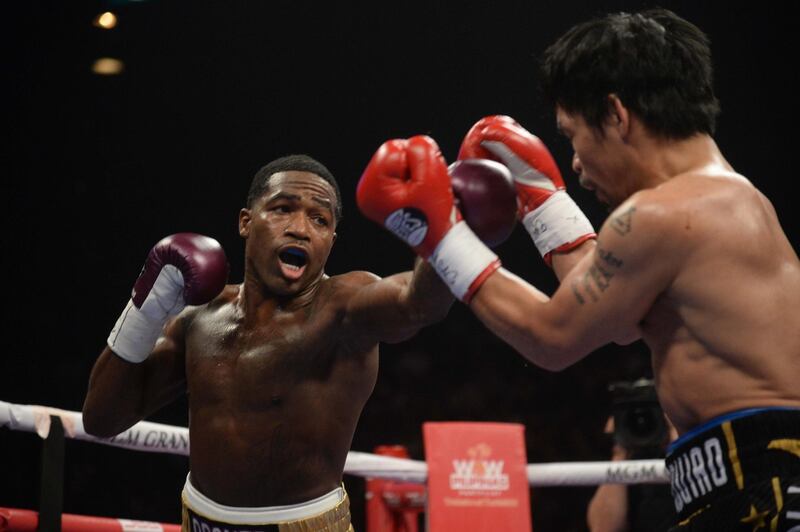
[175,284,240,336]
[655,167,757,208]
[607,170,757,239]
[322,271,382,294]
[600,190,674,247]
[208,284,241,305]
[664,170,767,241]
[593,187,703,276]
[305,271,379,312]
[183,284,240,317]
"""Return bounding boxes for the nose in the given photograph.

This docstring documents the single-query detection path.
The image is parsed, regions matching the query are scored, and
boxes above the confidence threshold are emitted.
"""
[284,212,311,240]
[572,153,593,190]
[571,152,582,176]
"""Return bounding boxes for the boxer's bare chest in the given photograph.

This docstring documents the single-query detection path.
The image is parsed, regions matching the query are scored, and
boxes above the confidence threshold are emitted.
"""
[184,295,347,408]
[182,284,377,504]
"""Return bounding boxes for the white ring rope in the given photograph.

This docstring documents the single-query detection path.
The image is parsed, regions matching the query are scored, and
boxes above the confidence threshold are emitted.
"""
[1,400,668,486]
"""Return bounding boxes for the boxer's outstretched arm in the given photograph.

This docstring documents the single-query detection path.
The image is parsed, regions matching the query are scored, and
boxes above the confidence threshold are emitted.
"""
[470,198,673,370]
[83,315,188,437]
[343,258,454,345]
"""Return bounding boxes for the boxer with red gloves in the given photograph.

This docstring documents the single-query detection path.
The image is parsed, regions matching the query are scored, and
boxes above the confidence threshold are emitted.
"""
[364,10,800,532]
[459,115,596,276]
[83,154,453,531]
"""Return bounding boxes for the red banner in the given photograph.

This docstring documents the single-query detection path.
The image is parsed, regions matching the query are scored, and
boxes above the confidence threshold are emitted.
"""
[423,422,532,531]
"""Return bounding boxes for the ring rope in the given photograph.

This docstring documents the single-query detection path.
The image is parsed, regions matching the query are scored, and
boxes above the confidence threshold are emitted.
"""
[0,506,181,532]
[1,400,668,486]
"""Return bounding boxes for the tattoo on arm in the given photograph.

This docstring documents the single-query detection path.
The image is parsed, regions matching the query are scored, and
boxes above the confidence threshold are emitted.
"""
[581,269,600,302]
[598,247,623,268]
[572,208,633,304]
[571,281,585,304]
[611,207,636,236]
[588,262,613,291]
[572,246,625,305]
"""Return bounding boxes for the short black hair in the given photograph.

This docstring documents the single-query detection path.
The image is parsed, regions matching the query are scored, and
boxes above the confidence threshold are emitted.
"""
[246,154,342,222]
[540,8,720,139]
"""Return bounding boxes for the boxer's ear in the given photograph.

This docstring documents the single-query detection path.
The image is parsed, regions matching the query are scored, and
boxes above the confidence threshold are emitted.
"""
[606,93,630,140]
[239,208,251,238]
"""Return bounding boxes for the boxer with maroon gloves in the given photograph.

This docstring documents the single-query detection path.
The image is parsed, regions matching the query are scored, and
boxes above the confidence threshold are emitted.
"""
[83,155,453,531]
[459,115,596,276]
[357,135,500,302]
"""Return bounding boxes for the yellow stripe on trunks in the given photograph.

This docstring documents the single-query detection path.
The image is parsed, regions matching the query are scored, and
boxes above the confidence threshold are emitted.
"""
[767,438,800,459]
[722,421,744,490]
[770,477,783,532]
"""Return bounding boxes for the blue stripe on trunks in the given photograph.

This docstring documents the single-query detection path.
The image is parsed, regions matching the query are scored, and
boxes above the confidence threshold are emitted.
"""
[667,406,800,455]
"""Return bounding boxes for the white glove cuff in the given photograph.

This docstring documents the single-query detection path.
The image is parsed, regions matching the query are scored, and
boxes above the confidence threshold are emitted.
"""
[522,190,595,257]
[429,221,499,301]
[107,265,186,363]
[137,265,185,322]
[107,300,165,363]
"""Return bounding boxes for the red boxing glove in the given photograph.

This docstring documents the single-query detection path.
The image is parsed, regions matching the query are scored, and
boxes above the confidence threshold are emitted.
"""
[459,115,595,264]
[459,115,564,219]
[357,136,500,302]
[357,136,459,258]
[108,233,228,363]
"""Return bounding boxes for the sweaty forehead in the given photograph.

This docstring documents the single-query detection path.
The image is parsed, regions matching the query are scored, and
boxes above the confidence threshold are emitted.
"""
[266,171,336,202]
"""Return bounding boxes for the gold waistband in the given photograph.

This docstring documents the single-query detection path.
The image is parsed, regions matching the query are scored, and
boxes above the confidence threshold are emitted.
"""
[181,488,353,532]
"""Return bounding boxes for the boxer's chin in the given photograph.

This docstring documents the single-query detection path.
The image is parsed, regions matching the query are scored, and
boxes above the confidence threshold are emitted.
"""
[596,192,618,211]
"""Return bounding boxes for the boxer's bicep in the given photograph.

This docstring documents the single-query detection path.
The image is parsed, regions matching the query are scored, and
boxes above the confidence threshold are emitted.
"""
[139,314,188,416]
[552,202,675,355]
[344,263,453,345]
[342,270,418,345]
[84,313,188,437]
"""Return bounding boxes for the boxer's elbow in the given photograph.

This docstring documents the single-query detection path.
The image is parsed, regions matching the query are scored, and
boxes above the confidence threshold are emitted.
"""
[537,355,576,372]
[402,289,454,330]
[82,399,137,438]
[82,407,115,438]
[525,348,576,372]
[517,326,582,372]
[418,299,453,326]
[388,304,451,343]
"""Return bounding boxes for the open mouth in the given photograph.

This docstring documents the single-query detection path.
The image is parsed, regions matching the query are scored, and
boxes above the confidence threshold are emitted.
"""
[278,247,308,280]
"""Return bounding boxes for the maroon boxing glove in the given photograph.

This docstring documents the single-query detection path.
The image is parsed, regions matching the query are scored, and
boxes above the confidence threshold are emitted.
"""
[108,233,228,363]
[448,158,517,248]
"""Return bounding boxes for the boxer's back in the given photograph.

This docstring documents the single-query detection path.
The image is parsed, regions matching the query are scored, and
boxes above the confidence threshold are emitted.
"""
[640,172,800,434]
[184,276,379,507]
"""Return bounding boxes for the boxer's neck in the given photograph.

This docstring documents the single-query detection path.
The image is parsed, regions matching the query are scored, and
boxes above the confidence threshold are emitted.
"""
[630,133,732,190]
[237,275,322,321]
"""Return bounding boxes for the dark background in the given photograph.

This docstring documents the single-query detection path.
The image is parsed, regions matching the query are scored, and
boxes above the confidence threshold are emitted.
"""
[3,1,795,531]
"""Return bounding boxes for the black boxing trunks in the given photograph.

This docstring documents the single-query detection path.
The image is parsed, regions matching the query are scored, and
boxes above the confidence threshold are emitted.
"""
[181,474,353,532]
[665,407,800,531]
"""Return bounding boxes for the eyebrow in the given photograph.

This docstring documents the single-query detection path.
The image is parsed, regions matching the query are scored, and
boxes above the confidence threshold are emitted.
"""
[267,192,333,212]
[311,196,333,210]
[267,192,301,203]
